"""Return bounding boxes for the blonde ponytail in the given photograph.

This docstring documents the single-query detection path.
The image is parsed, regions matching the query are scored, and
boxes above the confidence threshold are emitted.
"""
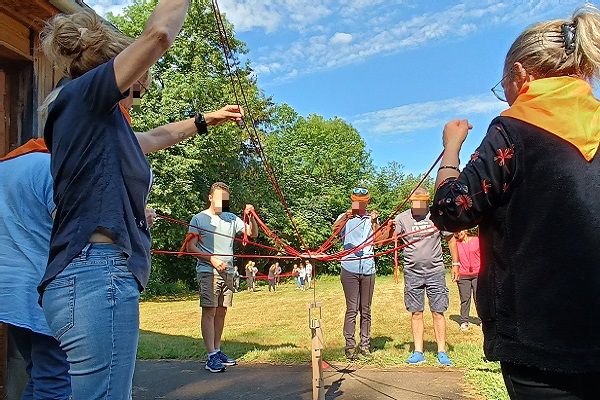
[571,5,600,80]
[41,11,132,78]
[506,4,600,82]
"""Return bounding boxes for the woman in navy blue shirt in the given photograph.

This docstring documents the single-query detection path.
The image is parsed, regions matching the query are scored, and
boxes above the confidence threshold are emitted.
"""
[39,4,243,398]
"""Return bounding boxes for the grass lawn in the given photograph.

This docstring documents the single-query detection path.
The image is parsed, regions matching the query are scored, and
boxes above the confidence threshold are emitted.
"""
[139,274,508,400]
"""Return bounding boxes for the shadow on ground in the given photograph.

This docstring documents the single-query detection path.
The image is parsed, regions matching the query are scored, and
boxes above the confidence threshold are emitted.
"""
[138,330,299,361]
[394,340,455,353]
[449,315,482,326]
[133,360,469,400]
[133,331,469,400]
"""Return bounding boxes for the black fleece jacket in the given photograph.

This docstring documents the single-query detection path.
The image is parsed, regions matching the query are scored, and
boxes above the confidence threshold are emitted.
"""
[431,116,600,373]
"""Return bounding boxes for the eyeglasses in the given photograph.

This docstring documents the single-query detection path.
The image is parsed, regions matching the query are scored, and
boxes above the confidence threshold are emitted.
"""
[491,68,517,103]
[491,73,508,103]
[352,188,369,195]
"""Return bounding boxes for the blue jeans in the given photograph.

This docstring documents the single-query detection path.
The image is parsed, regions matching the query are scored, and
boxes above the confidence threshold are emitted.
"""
[42,243,140,400]
[8,324,71,399]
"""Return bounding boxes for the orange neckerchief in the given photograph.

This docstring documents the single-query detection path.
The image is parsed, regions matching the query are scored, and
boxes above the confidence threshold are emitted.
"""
[501,77,600,161]
[119,103,132,126]
[0,138,48,162]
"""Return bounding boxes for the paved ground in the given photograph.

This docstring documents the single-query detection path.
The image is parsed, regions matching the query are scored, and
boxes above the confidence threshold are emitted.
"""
[133,360,470,400]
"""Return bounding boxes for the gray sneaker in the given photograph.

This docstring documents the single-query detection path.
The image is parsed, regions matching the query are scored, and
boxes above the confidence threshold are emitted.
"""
[358,347,372,358]
[344,348,356,361]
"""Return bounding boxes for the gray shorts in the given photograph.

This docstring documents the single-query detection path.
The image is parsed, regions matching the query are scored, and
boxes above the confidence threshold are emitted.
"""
[404,271,448,313]
[197,272,234,308]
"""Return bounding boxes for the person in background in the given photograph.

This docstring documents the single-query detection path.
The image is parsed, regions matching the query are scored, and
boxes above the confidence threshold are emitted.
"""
[245,261,255,292]
[250,262,258,291]
[186,182,258,373]
[431,5,600,397]
[452,230,480,331]
[233,266,240,292]
[298,263,307,290]
[292,263,301,289]
[305,260,313,289]
[268,262,277,292]
[274,262,282,287]
[394,187,459,366]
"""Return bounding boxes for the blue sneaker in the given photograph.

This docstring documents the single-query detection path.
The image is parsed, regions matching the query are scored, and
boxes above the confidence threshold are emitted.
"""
[217,350,237,366]
[205,353,226,373]
[437,352,453,366]
[406,351,426,365]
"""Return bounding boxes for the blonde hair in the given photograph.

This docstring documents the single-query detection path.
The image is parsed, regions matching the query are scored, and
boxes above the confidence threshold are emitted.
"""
[39,86,63,131]
[41,11,132,78]
[506,4,600,81]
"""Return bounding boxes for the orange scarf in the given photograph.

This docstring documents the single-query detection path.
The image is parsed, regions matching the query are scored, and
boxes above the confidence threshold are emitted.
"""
[119,103,132,126]
[0,138,48,162]
[501,77,600,161]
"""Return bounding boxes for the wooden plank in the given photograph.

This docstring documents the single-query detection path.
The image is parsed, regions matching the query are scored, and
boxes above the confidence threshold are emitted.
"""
[0,0,59,30]
[0,11,31,58]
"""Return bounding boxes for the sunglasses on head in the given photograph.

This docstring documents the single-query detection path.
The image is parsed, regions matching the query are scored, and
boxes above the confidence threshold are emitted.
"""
[352,188,368,195]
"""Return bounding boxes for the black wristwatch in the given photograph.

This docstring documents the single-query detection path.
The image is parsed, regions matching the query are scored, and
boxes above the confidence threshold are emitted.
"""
[194,112,208,135]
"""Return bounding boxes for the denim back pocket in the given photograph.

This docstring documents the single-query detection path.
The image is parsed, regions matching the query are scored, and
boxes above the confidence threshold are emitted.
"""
[42,276,76,340]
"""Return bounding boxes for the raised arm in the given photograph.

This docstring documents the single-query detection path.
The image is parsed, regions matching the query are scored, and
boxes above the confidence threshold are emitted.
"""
[114,0,190,93]
[332,211,351,234]
[431,119,519,232]
[135,105,244,154]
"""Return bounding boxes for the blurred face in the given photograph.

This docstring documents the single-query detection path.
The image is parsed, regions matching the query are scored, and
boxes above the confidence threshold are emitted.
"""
[454,230,468,241]
[210,188,230,214]
[411,200,428,215]
[351,200,368,215]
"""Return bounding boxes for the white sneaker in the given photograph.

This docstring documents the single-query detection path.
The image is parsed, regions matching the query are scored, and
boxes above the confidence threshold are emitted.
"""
[460,322,469,331]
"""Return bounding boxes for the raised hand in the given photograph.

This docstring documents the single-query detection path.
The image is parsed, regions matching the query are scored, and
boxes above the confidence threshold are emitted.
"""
[205,105,244,126]
[442,119,472,150]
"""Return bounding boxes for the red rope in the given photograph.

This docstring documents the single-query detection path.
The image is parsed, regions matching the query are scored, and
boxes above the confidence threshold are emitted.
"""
[210,0,310,252]
[153,229,436,262]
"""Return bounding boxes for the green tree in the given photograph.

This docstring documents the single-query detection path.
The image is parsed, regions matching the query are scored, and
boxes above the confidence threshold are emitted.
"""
[109,0,275,294]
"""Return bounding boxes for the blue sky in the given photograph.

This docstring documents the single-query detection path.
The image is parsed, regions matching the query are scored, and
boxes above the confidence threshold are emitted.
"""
[88,0,583,173]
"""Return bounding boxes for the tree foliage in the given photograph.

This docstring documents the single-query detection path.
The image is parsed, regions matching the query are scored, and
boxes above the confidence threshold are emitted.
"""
[109,1,441,295]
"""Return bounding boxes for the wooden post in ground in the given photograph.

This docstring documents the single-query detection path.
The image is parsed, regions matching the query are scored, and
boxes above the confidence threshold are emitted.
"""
[309,302,325,400]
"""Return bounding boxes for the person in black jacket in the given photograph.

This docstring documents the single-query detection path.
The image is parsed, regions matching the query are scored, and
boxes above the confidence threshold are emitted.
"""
[431,5,600,399]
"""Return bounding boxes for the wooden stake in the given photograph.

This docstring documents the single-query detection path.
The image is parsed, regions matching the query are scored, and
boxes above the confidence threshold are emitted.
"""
[309,302,325,400]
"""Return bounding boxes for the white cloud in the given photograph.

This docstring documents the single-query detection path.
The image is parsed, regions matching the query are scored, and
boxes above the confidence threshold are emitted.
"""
[330,32,353,45]
[249,0,579,83]
[218,0,331,33]
[86,0,130,16]
[352,94,506,135]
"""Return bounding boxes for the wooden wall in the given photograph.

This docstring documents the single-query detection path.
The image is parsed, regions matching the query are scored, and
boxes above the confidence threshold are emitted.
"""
[0,6,60,156]
[0,3,61,397]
